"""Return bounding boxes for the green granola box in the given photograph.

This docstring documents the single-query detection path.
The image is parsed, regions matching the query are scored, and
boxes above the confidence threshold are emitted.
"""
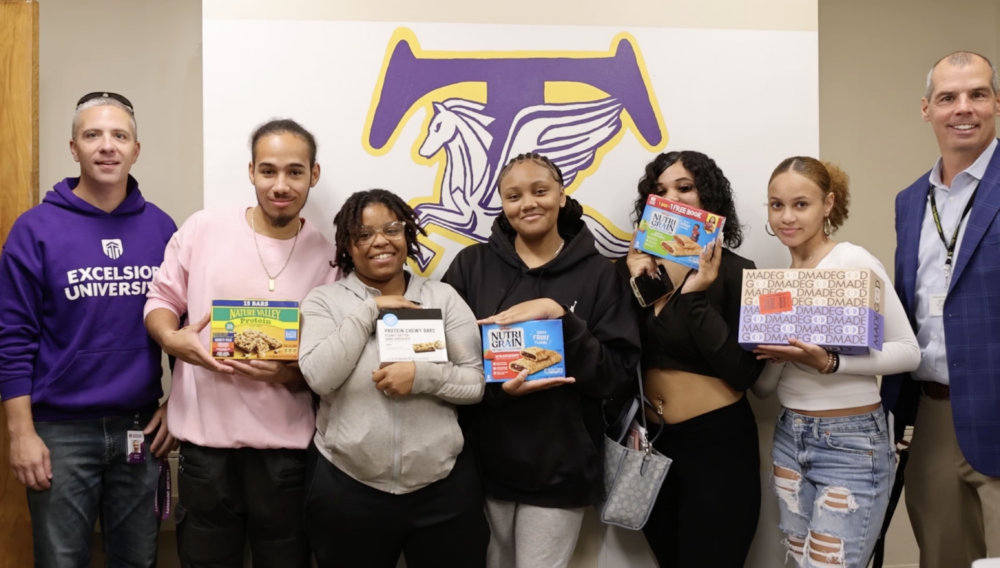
[210,299,300,360]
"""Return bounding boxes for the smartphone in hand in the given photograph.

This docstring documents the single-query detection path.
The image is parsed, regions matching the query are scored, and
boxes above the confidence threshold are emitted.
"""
[630,264,674,308]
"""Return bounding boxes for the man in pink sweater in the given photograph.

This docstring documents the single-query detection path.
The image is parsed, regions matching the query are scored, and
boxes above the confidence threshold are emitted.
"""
[144,119,337,567]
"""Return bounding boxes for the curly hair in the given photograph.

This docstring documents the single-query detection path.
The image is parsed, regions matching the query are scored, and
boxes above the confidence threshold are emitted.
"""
[632,151,745,249]
[332,189,427,275]
[494,153,584,238]
[769,157,851,233]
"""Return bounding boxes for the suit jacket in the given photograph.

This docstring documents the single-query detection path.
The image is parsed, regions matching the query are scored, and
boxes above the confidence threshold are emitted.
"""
[882,141,1000,477]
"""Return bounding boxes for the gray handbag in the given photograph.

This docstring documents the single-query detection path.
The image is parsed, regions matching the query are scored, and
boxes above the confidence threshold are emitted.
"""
[597,365,671,530]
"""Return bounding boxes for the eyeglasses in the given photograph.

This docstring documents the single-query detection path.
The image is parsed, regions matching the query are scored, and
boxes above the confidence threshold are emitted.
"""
[352,221,407,245]
[76,92,134,114]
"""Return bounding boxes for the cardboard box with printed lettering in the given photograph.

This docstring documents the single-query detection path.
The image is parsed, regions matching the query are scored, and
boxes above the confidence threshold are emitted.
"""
[376,309,449,365]
[211,299,300,360]
[635,195,726,269]
[738,269,885,355]
[482,321,565,382]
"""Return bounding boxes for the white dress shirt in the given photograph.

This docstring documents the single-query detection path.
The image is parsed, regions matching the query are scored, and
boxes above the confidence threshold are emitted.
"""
[913,138,997,385]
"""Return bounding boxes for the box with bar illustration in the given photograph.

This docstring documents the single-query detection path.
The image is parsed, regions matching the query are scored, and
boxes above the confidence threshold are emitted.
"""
[634,195,726,269]
[376,309,449,364]
[482,320,565,382]
[738,268,886,354]
[211,299,300,360]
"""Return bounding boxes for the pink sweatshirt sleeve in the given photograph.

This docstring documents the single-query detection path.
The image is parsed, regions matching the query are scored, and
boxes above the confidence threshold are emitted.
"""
[144,216,194,320]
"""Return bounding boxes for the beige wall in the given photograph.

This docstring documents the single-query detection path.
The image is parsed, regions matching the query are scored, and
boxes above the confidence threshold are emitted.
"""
[39,0,202,227]
[33,1,1000,567]
[819,0,1000,274]
[818,3,1000,565]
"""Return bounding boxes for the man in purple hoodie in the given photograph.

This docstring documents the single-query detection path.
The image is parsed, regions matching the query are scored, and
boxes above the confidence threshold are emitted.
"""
[0,93,177,567]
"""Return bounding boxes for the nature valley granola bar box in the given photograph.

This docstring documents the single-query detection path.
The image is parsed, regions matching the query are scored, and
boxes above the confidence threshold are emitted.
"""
[482,320,565,382]
[635,195,726,270]
[211,300,300,360]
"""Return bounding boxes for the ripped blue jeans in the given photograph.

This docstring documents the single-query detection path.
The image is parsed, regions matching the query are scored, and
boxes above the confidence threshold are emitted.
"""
[771,407,894,568]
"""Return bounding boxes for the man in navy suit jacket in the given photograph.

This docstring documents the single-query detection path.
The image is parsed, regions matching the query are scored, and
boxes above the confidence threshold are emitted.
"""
[883,51,1000,568]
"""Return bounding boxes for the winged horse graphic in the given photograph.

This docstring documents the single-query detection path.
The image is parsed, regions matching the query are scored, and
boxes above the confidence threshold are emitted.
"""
[365,31,667,273]
[413,97,630,269]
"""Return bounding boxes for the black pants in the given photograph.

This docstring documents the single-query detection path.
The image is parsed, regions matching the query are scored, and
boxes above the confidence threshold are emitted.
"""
[303,443,490,568]
[642,395,761,568]
[175,442,310,568]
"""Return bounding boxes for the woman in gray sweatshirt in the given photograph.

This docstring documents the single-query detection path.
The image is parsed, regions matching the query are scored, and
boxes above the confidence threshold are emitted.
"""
[298,189,489,568]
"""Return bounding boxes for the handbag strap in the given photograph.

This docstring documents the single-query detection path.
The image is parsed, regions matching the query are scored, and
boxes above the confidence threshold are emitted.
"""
[634,364,664,446]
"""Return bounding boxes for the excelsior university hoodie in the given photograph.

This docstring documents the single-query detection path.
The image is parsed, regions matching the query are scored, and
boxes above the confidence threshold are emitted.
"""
[0,176,176,420]
[443,216,641,508]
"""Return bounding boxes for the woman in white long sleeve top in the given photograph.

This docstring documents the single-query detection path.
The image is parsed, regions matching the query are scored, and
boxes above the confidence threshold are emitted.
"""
[751,157,919,568]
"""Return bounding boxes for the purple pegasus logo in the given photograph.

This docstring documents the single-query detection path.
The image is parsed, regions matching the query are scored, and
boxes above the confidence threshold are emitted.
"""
[364,29,667,273]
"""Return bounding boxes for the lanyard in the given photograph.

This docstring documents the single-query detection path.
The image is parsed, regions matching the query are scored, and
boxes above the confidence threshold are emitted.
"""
[928,182,978,281]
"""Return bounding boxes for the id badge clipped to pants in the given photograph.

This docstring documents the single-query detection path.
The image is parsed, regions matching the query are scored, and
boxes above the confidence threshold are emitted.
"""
[127,414,145,464]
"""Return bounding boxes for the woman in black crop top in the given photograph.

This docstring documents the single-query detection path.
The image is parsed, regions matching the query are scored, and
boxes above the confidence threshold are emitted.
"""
[619,151,765,568]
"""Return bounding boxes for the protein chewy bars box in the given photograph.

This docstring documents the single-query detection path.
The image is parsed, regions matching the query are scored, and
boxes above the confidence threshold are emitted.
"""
[377,309,449,364]
[738,268,885,354]
[635,195,726,270]
[482,320,565,382]
[211,299,300,360]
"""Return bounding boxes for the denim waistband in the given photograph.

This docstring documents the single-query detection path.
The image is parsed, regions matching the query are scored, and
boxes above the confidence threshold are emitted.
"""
[779,406,886,433]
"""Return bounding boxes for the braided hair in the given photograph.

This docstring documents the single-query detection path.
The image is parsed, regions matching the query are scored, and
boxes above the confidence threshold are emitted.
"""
[333,189,427,275]
[495,153,584,237]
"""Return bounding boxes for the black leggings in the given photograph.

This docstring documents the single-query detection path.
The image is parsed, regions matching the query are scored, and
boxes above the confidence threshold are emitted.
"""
[641,395,761,568]
[303,443,490,568]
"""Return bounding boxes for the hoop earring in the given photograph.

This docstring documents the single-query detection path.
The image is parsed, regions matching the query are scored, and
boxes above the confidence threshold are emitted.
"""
[764,222,776,237]
[824,217,832,237]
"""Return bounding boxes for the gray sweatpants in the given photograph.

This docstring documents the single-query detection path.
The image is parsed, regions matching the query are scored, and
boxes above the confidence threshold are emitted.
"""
[485,497,585,568]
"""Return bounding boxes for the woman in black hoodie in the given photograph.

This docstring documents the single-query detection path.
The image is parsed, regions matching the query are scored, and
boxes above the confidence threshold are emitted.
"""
[443,153,641,568]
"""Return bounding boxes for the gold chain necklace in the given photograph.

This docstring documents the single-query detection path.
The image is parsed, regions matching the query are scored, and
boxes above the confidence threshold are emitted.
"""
[250,206,302,292]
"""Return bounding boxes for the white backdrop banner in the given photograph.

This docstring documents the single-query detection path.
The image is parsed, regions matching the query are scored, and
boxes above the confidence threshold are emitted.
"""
[204,16,816,568]
[203,20,816,278]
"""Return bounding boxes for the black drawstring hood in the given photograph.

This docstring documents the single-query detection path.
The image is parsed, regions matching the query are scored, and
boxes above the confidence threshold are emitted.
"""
[487,199,595,314]
[442,204,642,508]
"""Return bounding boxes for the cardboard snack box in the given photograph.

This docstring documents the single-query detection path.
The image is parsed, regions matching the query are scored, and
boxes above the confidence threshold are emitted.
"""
[738,305,884,355]
[482,320,565,382]
[211,299,300,360]
[377,309,449,364]
[740,268,884,313]
[635,194,726,270]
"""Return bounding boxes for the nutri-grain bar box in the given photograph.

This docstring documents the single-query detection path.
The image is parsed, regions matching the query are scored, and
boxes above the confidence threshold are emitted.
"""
[635,195,726,270]
[211,299,300,360]
[738,268,886,354]
[482,320,565,382]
